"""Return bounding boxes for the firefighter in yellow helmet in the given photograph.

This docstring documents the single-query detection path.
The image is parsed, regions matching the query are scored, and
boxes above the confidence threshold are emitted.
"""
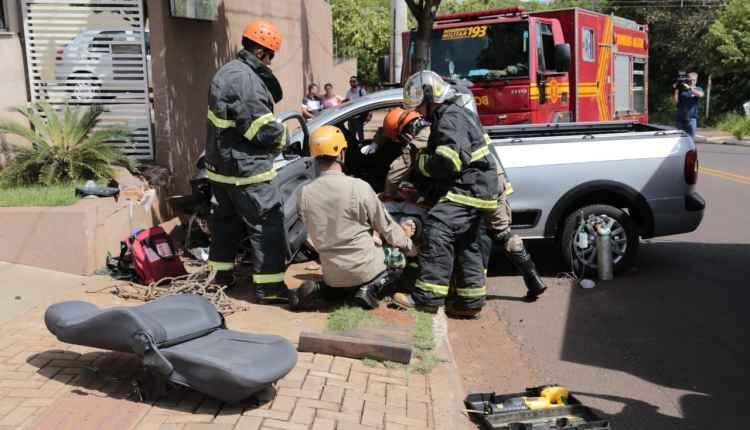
[290,126,417,310]
[204,20,289,303]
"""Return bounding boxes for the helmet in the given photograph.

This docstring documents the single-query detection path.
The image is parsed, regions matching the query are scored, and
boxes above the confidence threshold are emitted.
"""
[242,20,282,52]
[403,70,454,109]
[310,126,348,158]
[383,108,422,140]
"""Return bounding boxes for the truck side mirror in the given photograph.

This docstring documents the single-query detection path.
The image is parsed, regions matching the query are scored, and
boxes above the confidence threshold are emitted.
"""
[377,55,391,83]
[554,43,571,72]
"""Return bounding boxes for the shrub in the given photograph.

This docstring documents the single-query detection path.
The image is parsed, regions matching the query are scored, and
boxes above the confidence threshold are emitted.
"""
[716,112,750,140]
[0,103,131,187]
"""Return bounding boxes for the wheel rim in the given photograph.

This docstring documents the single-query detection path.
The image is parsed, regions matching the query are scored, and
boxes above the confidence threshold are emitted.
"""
[571,215,628,271]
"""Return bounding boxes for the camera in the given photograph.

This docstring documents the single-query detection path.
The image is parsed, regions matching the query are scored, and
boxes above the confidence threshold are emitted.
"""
[673,70,690,91]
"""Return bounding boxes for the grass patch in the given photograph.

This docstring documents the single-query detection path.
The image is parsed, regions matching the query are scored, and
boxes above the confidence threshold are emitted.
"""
[408,310,439,374]
[0,183,80,207]
[716,113,750,140]
[327,306,378,332]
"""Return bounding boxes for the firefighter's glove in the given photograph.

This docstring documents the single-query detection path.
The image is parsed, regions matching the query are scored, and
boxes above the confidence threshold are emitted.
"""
[360,142,380,155]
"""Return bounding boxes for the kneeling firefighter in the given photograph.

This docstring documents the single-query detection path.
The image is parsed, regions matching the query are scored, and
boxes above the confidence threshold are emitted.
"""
[290,126,418,311]
[204,20,290,302]
[392,71,497,317]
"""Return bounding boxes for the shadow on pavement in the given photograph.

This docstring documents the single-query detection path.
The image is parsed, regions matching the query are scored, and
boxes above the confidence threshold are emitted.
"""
[559,241,750,429]
[26,350,274,413]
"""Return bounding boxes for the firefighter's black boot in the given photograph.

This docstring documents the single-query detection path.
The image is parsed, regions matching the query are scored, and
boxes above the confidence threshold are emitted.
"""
[353,284,380,310]
[288,280,322,311]
[212,270,236,288]
[508,249,547,302]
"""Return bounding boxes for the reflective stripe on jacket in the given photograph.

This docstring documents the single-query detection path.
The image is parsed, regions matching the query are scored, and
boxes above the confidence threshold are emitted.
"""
[418,103,499,209]
[205,50,287,182]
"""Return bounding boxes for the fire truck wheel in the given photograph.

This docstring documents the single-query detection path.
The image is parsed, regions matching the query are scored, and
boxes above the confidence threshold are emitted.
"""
[559,204,639,276]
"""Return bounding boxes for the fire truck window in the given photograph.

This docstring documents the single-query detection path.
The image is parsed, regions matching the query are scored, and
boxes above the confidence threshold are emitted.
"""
[429,21,529,81]
[614,54,631,113]
[537,23,557,72]
[632,59,646,113]
[582,28,595,63]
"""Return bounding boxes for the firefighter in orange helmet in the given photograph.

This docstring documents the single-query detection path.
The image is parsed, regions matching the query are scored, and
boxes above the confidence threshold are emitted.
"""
[204,20,290,303]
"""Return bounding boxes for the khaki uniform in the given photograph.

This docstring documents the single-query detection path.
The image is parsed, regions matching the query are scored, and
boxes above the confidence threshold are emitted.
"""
[383,126,430,199]
[298,171,416,288]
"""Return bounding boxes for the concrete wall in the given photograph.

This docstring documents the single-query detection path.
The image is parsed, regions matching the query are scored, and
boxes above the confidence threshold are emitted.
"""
[148,0,356,194]
[0,197,153,275]
[0,0,30,165]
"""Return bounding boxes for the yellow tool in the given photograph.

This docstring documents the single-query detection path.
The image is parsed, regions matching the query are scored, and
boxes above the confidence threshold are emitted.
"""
[523,386,569,410]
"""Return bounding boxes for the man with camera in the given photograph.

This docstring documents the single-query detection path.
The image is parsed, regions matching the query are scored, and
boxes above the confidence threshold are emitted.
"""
[673,72,705,139]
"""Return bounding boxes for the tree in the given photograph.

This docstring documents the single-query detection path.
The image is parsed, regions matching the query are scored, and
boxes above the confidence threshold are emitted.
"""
[709,0,750,74]
[330,0,390,85]
[404,0,443,73]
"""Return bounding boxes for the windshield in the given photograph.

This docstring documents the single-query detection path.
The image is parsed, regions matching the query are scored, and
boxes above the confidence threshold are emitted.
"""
[428,21,529,82]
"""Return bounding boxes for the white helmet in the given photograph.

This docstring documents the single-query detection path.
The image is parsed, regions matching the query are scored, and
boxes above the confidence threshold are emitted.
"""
[403,70,455,109]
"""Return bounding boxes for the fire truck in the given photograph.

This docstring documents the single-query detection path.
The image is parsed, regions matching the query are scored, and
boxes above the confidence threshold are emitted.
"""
[402,7,649,126]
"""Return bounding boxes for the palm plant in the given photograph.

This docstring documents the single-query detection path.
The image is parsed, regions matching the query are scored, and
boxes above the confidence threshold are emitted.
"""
[0,103,132,187]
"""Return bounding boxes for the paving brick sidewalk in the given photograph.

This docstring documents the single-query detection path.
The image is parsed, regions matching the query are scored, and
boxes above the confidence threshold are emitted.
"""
[0,277,470,430]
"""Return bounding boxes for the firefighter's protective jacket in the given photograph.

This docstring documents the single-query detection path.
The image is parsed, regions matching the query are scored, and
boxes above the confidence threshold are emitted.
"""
[417,103,499,209]
[205,50,287,185]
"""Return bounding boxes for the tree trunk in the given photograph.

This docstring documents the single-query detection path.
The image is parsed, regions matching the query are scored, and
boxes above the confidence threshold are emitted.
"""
[412,11,434,72]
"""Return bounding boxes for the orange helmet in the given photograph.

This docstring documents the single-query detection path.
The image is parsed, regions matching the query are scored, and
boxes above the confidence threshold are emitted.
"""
[242,20,282,52]
[383,108,421,140]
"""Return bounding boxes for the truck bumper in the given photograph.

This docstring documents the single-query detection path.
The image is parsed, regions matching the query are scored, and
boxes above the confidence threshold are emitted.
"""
[648,192,705,238]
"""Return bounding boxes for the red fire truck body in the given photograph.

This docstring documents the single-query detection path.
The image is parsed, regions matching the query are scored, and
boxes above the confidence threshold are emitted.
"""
[402,7,649,126]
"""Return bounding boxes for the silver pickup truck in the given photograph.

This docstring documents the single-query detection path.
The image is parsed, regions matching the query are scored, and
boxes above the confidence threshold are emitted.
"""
[191,89,704,273]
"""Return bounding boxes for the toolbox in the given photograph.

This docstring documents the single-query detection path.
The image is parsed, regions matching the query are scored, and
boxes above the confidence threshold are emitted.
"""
[464,386,611,430]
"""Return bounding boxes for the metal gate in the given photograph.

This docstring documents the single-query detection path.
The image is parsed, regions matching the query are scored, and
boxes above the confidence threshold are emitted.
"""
[21,0,153,159]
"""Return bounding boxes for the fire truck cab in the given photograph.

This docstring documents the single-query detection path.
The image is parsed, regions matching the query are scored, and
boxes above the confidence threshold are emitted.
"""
[402,7,649,126]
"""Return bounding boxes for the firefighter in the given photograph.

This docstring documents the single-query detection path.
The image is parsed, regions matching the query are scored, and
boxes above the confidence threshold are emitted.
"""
[380,108,431,200]
[392,71,498,318]
[489,172,547,301]
[204,20,290,303]
[290,126,417,311]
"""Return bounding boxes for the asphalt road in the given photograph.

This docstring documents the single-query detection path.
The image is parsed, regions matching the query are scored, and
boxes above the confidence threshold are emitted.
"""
[451,143,750,429]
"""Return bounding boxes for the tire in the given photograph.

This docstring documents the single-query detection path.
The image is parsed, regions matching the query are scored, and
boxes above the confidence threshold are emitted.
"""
[560,204,639,276]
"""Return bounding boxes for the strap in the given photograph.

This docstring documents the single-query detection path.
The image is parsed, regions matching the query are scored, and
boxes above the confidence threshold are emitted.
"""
[130,332,173,378]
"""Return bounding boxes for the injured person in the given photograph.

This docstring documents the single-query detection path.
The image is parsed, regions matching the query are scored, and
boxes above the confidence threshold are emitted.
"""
[290,125,418,311]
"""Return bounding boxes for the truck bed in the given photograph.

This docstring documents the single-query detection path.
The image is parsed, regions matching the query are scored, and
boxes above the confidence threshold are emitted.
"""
[485,121,668,140]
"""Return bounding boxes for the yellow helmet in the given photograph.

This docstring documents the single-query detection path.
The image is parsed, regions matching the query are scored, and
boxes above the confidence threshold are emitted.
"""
[310,126,348,158]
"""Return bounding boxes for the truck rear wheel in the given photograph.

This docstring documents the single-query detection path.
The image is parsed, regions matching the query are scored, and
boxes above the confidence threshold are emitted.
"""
[560,204,638,276]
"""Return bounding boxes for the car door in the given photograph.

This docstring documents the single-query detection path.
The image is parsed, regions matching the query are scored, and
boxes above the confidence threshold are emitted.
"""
[273,113,316,262]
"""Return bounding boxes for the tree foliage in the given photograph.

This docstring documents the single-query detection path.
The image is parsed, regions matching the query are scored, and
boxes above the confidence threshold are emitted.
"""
[709,0,750,74]
[330,0,391,85]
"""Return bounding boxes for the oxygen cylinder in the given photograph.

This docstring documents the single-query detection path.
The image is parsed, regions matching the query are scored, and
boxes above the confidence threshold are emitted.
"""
[596,220,614,281]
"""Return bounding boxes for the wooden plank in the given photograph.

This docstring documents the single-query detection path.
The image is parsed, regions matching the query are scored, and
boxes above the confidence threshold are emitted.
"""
[298,331,413,364]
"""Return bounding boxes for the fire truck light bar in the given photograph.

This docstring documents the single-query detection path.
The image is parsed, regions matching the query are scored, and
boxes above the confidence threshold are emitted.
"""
[435,6,527,23]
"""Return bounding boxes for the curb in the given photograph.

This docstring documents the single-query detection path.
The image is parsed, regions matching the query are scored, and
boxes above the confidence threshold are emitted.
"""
[695,134,750,147]
[429,308,473,430]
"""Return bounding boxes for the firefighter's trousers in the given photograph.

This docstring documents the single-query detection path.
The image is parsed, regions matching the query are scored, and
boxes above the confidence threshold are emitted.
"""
[413,202,491,311]
[208,181,288,298]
